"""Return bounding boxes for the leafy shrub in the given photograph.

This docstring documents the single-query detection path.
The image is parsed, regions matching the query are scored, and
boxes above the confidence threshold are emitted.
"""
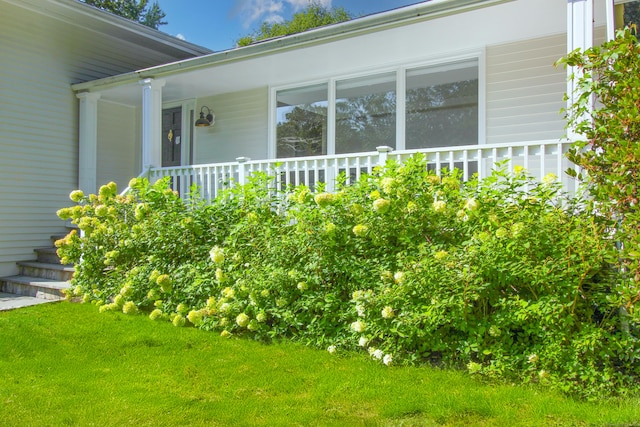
[57,156,639,399]
[559,27,640,330]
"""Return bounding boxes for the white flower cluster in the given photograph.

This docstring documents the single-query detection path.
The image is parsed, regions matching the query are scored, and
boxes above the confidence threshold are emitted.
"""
[209,246,225,264]
[381,306,395,319]
[350,320,366,333]
[367,347,393,366]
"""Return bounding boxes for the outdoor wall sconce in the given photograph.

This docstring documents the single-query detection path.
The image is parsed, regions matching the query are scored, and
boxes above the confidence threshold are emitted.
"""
[195,106,215,127]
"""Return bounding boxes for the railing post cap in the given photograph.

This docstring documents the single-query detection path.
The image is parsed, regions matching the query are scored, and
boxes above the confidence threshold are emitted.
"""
[236,157,250,163]
[376,146,394,153]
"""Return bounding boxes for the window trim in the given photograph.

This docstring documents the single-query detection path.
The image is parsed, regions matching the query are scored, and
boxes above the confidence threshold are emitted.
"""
[269,50,485,159]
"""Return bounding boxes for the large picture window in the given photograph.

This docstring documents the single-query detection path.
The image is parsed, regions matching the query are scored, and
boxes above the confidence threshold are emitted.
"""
[273,56,480,158]
[335,73,396,154]
[276,84,328,158]
[405,59,478,149]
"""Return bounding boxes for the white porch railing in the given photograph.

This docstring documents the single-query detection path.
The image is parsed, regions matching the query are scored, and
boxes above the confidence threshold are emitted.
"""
[147,140,581,202]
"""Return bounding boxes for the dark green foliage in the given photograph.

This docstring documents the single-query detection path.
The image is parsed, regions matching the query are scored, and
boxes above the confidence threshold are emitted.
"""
[558,27,640,333]
[81,0,166,29]
[236,2,352,47]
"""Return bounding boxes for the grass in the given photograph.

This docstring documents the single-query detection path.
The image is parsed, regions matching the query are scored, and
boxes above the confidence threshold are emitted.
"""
[0,302,639,426]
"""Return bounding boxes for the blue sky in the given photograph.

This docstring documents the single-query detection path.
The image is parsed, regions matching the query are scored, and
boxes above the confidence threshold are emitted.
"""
[154,0,423,51]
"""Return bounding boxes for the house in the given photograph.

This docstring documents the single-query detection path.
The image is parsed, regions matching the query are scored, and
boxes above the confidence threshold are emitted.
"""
[67,0,634,205]
[0,0,211,279]
[1,0,634,281]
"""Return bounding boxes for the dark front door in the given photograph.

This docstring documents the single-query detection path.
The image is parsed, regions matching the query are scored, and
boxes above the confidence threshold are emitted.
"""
[162,107,182,167]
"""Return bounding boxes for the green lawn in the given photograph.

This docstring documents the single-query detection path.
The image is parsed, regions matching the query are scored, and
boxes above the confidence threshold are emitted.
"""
[0,302,638,426]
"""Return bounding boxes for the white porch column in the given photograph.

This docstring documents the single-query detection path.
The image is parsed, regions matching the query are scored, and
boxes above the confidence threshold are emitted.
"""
[567,0,594,59]
[139,78,166,170]
[77,92,101,194]
[567,0,594,138]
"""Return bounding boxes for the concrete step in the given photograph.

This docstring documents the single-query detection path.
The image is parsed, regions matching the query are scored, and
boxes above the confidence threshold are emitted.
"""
[17,261,74,281]
[0,292,61,311]
[0,275,69,301]
[34,247,62,264]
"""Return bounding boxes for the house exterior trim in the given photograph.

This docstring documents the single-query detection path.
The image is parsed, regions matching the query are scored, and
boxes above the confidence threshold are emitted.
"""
[1,0,211,57]
[140,79,166,169]
[71,0,512,94]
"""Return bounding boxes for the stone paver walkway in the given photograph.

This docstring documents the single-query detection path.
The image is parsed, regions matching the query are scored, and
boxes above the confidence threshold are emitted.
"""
[0,292,58,311]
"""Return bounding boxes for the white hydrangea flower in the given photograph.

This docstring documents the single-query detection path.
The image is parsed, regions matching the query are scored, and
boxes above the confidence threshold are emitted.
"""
[380,177,395,194]
[433,200,446,212]
[373,198,391,213]
[383,354,393,366]
[358,336,369,347]
[209,246,225,264]
[464,198,478,211]
[542,173,557,185]
[350,320,366,333]
[393,271,405,284]
[381,306,395,319]
[236,313,250,328]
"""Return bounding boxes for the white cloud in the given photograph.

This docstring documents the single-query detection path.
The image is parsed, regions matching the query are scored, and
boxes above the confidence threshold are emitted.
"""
[286,0,331,11]
[233,0,284,28]
[175,33,186,41]
[264,13,285,25]
[233,0,333,28]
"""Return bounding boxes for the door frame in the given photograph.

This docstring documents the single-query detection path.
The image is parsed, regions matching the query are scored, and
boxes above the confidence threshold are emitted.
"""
[162,99,195,166]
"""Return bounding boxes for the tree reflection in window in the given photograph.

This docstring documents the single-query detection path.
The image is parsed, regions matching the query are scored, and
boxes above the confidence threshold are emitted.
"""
[276,84,328,158]
[406,60,478,149]
[616,0,640,29]
[274,59,480,158]
[336,73,396,154]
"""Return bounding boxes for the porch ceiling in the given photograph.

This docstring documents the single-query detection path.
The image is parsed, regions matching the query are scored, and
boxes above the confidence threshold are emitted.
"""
[74,0,521,107]
[80,0,587,107]
[95,55,299,107]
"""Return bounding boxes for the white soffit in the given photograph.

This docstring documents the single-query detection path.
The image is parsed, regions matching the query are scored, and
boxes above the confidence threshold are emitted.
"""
[72,0,568,106]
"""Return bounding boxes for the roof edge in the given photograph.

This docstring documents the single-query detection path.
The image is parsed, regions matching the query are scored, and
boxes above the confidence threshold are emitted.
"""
[72,0,512,93]
[2,0,212,56]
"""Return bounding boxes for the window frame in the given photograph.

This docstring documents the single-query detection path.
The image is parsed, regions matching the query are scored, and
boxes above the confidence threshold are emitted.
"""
[268,50,486,159]
[606,0,640,40]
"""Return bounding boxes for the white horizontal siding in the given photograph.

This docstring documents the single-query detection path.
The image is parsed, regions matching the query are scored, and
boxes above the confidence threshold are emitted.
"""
[195,87,269,163]
[486,34,568,144]
[0,4,78,275]
[0,1,198,276]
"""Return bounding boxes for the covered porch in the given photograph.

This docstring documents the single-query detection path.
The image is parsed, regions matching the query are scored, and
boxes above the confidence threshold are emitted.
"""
[71,0,621,198]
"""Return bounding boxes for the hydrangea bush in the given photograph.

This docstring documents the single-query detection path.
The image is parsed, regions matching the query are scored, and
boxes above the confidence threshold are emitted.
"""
[57,154,639,399]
